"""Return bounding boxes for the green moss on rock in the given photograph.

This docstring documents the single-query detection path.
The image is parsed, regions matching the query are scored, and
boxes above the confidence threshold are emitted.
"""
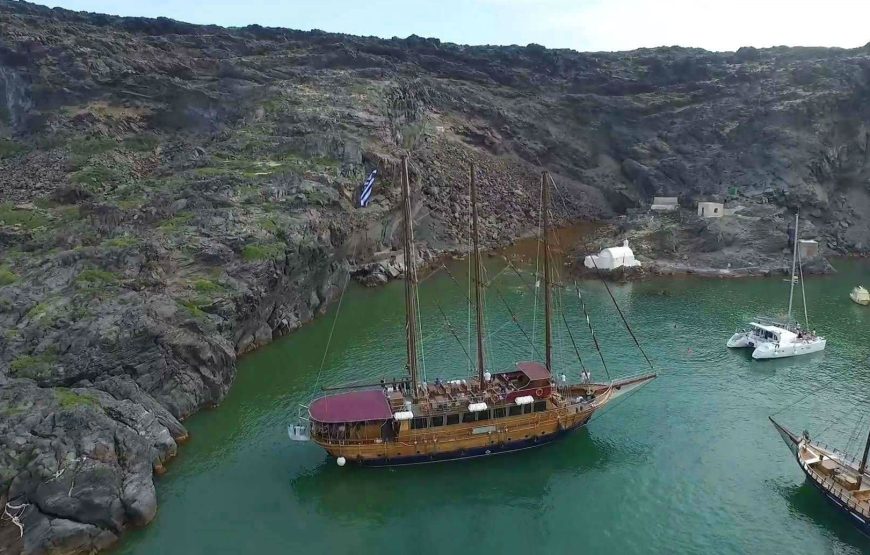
[54,388,100,410]
[0,139,28,159]
[76,268,119,287]
[70,165,123,190]
[122,134,159,152]
[10,351,56,379]
[0,204,51,229]
[0,265,17,286]
[193,278,222,293]
[242,242,285,261]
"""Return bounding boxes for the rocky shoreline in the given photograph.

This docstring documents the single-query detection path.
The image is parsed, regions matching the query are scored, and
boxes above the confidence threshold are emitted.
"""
[569,201,842,282]
[3,1,870,553]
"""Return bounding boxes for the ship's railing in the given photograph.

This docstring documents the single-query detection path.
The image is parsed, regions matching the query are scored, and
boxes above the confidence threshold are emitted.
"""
[811,442,861,467]
[805,460,870,518]
[377,380,558,414]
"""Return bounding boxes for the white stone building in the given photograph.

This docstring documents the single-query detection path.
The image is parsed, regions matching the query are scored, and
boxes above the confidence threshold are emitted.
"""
[650,197,678,211]
[584,240,642,270]
[697,202,724,218]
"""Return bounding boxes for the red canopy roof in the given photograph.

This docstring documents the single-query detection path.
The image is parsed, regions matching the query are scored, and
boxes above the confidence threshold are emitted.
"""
[309,389,393,423]
[516,361,551,381]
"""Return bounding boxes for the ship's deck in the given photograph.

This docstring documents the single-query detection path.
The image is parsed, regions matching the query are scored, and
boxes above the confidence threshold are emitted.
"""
[800,441,870,518]
[310,361,606,424]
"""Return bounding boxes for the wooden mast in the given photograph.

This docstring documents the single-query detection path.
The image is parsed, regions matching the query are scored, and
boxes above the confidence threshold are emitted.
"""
[787,211,799,323]
[470,163,486,389]
[858,428,870,488]
[400,154,419,396]
[542,171,552,371]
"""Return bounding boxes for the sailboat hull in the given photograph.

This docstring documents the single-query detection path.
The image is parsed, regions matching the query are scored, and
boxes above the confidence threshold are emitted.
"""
[726,332,753,348]
[316,403,596,467]
[352,416,591,467]
[802,467,870,537]
[751,338,826,359]
[770,418,870,537]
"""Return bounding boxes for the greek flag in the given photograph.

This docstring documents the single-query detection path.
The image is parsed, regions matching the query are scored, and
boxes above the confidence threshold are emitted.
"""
[359,169,377,208]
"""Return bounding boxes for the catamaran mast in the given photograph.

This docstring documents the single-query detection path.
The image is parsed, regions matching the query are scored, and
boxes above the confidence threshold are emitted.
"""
[858,428,870,488]
[542,171,552,371]
[400,154,419,396]
[787,211,799,323]
[470,163,486,389]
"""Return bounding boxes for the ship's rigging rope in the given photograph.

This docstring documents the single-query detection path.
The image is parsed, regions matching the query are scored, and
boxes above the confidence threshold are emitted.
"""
[547,173,656,373]
[575,282,611,381]
[505,261,592,378]
[483,265,496,376]
[548,234,570,377]
[844,410,870,460]
[813,404,866,445]
[560,302,588,374]
[430,169,658,384]
[442,264,473,307]
[515,171,619,383]
[432,279,516,360]
[492,284,544,360]
[769,373,840,419]
[311,233,359,396]
[433,298,474,367]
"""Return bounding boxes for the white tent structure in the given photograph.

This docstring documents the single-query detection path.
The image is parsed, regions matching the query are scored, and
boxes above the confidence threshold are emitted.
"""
[584,240,642,270]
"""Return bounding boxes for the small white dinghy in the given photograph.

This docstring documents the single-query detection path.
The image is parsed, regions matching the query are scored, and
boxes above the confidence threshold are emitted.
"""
[851,285,870,306]
[727,211,826,360]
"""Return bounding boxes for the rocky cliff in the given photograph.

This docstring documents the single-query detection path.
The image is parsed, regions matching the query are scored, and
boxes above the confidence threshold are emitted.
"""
[2,1,870,552]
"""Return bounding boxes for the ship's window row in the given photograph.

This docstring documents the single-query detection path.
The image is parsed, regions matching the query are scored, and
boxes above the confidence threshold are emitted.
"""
[409,402,548,429]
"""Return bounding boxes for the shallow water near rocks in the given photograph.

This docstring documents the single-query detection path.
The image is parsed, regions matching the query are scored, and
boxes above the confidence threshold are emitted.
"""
[118,257,870,554]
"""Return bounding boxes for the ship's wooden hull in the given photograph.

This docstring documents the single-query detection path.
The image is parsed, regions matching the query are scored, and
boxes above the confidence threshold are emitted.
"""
[801,463,870,536]
[355,420,587,466]
[771,418,870,536]
[316,404,594,466]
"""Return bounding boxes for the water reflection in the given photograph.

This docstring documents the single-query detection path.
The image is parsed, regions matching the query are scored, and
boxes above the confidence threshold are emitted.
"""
[290,429,647,521]
[778,481,870,553]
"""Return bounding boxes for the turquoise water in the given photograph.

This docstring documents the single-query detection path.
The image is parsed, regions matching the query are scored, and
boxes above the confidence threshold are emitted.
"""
[118,258,870,554]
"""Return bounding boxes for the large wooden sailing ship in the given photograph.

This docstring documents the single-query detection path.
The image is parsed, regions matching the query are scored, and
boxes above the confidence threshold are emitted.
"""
[288,154,656,466]
[771,417,870,535]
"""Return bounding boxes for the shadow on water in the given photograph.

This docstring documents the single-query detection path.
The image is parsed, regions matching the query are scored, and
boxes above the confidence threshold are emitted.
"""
[290,429,646,521]
[777,481,870,553]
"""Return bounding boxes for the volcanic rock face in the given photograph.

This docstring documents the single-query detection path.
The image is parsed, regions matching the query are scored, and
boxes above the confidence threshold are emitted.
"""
[1,1,870,552]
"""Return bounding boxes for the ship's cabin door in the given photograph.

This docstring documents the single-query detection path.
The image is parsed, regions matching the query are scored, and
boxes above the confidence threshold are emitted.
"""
[381,420,396,442]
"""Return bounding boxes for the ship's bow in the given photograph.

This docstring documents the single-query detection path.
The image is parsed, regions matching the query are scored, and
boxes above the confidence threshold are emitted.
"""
[769,416,800,457]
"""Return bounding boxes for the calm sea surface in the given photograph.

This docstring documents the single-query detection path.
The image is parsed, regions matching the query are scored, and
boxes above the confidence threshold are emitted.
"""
[118,253,870,554]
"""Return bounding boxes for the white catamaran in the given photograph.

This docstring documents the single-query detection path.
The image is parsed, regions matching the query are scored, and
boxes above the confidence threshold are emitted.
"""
[726,212,826,360]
